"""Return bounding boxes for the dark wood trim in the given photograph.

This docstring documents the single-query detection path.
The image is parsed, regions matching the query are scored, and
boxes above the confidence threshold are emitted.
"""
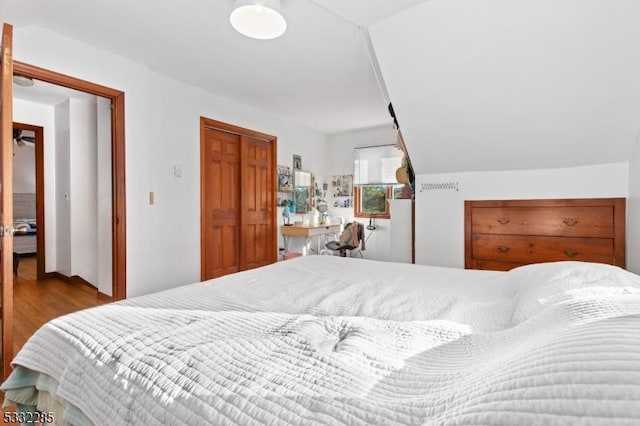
[354,185,392,219]
[411,199,415,264]
[271,135,278,264]
[464,201,472,269]
[13,122,45,280]
[199,118,207,281]
[14,61,127,301]
[70,275,96,290]
[13,61,122,98]
[613,198,626,268]
[202,117,276,142]
[97,291,114,303]
[112,93,126,300]
[43,271,70,283]
[465,198,624,208]
[1,22,14,380]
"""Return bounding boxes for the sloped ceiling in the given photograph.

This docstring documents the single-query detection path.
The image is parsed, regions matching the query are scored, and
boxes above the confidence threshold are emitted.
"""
[5,0,640,175]
[371,0,640,174]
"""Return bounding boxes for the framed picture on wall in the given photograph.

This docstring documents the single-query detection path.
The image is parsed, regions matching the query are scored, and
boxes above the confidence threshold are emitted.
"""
[331,175,353,197]
[293,154,302,170]
[278,174,292,192]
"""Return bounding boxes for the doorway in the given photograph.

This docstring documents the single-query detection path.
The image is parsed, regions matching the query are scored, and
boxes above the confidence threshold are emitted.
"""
[13,61,126,300]
[1,60,128,379]
[12,122,44,280]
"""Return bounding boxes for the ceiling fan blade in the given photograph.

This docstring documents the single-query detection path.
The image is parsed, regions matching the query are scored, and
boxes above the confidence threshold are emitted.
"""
[21,136,36,143]
[16,139,26,147]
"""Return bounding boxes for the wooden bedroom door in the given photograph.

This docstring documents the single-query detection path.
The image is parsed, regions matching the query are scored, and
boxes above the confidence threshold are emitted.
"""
[201,126,242,279]
[0,23,14,380]
[200,118,277,281]
[240,136,276,270]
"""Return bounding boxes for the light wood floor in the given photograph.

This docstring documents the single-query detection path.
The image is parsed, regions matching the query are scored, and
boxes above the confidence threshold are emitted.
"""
[12,255,103,355]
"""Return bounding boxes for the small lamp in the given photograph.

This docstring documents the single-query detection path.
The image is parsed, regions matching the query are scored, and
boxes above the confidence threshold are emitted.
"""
[316,201,328,225]
[230,0,287,40]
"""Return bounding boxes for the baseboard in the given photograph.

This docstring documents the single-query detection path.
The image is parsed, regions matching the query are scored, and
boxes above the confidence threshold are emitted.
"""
[43,271,111,301]
[70,275,97,290]
[43,271,70,283]
[97,292,114,303]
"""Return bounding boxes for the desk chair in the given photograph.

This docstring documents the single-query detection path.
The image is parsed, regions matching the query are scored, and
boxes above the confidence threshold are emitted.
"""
[322,222,364,258]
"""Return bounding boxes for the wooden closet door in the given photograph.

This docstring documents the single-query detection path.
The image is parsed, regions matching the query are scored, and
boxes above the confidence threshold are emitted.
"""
[240,136,276,270]
[201,127,241,279]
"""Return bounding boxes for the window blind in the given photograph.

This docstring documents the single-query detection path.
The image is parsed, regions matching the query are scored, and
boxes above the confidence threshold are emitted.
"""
[353,144,403,185]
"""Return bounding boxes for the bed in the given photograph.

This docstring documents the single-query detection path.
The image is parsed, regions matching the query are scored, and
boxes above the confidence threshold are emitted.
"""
[2,254,640,425]
[13,219,36,255]
[13,193,37,255]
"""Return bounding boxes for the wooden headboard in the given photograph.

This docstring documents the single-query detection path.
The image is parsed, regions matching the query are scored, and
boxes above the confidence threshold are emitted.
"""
[464,198,626,271]
[14,193,36,220]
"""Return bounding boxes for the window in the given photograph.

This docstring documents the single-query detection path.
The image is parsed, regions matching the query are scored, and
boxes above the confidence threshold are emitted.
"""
[353,145,403,185]
[353,143,407,219]
[354,185,390,218]
[354,183,413,219]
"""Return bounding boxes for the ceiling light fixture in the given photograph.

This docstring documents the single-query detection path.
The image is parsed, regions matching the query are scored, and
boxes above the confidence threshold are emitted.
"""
[230,0,287,40]
[13,75,34,87]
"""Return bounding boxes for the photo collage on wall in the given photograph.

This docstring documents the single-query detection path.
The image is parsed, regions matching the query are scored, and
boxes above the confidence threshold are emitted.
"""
[277,165,293,207]
[331,175,353,208]
[277,165,292,192]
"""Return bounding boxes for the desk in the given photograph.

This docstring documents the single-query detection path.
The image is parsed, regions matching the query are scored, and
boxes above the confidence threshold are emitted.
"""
[281,223,341,254]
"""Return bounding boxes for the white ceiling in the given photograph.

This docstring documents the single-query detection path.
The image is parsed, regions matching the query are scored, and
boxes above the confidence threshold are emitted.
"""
[14,78,97,105]
[372,0,640,174]
[5,0,639,175]
[0,0,427,134]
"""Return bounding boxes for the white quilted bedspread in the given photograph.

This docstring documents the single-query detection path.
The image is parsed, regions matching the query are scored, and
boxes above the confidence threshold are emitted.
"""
[6,257,640,425]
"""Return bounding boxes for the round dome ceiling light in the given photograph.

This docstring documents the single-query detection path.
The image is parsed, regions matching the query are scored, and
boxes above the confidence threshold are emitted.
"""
[230,0,287,40]
[13,75,35,87]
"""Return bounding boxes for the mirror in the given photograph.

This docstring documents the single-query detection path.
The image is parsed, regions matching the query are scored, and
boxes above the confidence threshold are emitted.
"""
[293,169,312,214]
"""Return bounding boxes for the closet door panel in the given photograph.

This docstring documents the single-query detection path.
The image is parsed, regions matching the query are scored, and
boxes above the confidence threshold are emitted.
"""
[240,136,275,271]
[202,128,240,279]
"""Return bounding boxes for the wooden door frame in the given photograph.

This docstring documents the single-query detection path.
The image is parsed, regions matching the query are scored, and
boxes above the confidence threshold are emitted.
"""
[13,61,127,301]
[2,23,15,380]
[12,122,45,279]
[199,117,277,280]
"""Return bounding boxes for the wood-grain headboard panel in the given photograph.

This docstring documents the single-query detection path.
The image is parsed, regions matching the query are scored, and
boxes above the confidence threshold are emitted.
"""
[464,198,626,271]
[14,192,36,220]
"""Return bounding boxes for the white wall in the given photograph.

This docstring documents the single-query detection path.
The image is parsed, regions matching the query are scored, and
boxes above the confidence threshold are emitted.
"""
[13,26,152,296]
[415,163,629,268]
[627,130,640,274]
[13,98,57,271]
[69,98,98,285]
[54,101,71,276]
[11,27,330,297]
[13,142,35,193]
[147,71,328,292]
